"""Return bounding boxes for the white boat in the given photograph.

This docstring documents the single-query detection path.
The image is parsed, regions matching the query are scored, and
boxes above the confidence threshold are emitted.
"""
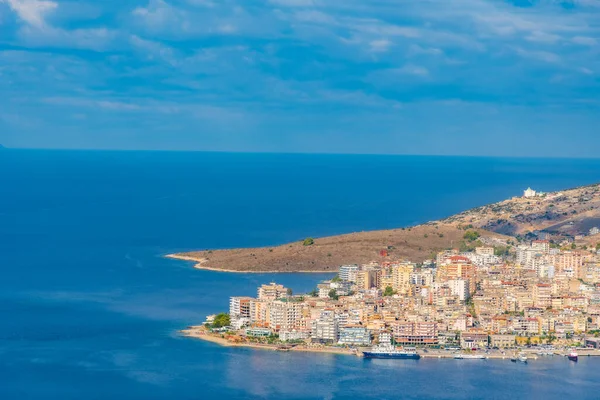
[454,354,487,359]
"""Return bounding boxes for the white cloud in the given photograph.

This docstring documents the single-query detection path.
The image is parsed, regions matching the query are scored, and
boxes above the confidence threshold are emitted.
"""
[397,64,429,76]
[572,36,598,46]
[369,39,391,52]
[2,0,57,27]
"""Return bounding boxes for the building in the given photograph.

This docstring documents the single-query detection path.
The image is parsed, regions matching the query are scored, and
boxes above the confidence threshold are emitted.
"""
[280,330,310,342]
[531,240,550,254]
[338,326,371,346]
[437,257,476,295]
[523,187,537,198]
[269,299,303,332]
[311,310,339,343]
[258,282,289,300]
[339,265,360,282]
[447,279,470,301]
[392,322,438,345]
[590,227,600,236]
[392,263,414,294]
[460,332,488,349]
[246,328,272,337]
[475,247,495,256]
[229,296,252,319]
[533,284,552,308]
[490,334,516,348]
[356,270,379,290]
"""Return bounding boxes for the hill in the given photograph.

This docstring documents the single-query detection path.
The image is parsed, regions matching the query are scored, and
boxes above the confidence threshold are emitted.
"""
[168,183,600,273]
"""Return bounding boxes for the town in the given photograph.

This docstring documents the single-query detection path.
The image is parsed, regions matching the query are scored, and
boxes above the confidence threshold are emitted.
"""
[186,189,600,359]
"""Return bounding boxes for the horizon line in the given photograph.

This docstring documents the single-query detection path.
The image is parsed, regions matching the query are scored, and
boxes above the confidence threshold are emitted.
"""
[3,146,600,161]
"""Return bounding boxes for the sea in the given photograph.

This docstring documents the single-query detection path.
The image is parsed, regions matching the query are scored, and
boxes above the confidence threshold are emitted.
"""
[1,149,600,399]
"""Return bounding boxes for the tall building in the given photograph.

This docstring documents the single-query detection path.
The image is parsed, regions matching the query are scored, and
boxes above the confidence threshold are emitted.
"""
[339,265,360,282]
[356,270,379,290]
[392,263,414,294]
[311,310,339,343]
[436,257,476,295]
[447,279,470,301]
[258,282,289,300]
[268,300,303,332]
[229,296,252,319]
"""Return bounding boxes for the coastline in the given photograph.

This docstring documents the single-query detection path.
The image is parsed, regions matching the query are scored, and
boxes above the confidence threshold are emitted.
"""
[165,254,334,274]
[180,326,600,360]
[180,326,358,356]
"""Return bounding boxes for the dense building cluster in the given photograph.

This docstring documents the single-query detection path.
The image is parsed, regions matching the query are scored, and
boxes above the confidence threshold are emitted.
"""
[221,241,600,348]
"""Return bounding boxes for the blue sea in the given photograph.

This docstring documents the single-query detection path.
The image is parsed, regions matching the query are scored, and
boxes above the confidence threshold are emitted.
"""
[2,150,600,399]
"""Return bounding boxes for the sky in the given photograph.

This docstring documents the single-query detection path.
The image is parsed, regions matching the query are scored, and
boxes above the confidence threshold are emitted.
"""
[0,0,599,157]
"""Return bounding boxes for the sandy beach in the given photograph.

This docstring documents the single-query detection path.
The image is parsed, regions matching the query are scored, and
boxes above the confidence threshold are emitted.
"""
[180,326,358,356]
[165,254,333,274]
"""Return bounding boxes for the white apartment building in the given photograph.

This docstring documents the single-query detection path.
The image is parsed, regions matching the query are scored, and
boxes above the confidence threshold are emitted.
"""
[311,310,339,342]
[339,264,360,282]
[447,279,470,301]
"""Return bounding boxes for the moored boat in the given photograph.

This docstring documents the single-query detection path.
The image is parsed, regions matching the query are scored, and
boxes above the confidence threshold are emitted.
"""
[363,333,421,360]
[454,354,487,360]
[568,351,578,362]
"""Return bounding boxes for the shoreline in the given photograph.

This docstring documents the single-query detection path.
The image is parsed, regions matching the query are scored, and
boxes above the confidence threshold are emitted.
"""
[180,326,359,356]
[180,326,600,360]
[165,254,334,274]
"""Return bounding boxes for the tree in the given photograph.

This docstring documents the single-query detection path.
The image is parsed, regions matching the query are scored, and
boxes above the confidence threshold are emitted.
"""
[331,275,341,282]
[309,288,318,297]
[383,286,396,297]
[463,230,480,241]
[596,243,600,250]
[494,246,509,257]
[328,289,339,300]
[303,237,314,246]
[571,243,577,250]
[212,313,230,328]
[286,288,293,296]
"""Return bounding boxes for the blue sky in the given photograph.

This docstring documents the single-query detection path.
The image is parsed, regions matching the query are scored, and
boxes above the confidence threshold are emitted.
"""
[0,0,599,156]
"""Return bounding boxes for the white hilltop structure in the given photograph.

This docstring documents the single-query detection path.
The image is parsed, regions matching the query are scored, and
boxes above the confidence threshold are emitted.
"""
[523,187,537,198]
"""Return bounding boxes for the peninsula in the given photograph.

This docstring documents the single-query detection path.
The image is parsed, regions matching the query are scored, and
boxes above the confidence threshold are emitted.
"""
[168,183,600,273]
[179,184,600,360]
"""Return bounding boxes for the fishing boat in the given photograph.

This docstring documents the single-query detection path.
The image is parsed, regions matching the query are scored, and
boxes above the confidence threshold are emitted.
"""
[568,351,578,362]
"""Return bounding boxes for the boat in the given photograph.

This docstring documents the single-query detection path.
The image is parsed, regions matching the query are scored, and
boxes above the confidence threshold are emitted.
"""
[568,351,578,362]
[454,354,487,360]
[363,333,421,360]
[511,352,527,363]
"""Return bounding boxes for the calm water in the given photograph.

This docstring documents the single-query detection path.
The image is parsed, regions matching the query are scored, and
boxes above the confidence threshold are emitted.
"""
[1,150,600,399]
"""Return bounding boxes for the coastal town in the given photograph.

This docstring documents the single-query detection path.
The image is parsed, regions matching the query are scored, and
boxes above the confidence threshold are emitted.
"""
[183,188,600,361]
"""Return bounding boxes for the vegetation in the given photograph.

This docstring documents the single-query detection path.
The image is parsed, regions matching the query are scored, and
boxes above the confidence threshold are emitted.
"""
[331,275,341,282]
[309,288,318,297]
[463,230,481,241]
[383,286,396,296]
[494,245,509,257]
[210,313,230,328]
[286,288,293,296]
[328,289,339,300]
[303,237,315,246]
